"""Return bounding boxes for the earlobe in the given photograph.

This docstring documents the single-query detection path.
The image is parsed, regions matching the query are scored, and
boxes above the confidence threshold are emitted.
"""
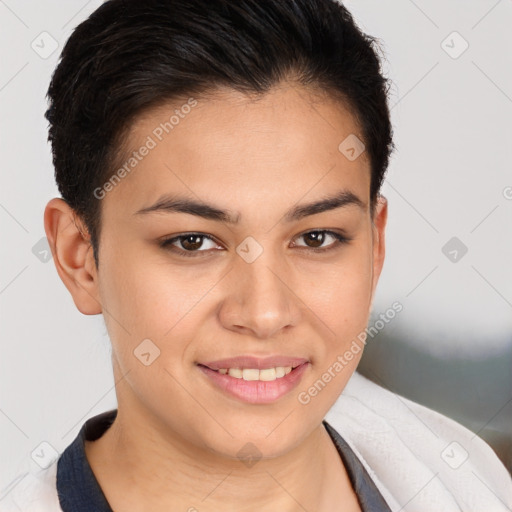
[44,198,102,315]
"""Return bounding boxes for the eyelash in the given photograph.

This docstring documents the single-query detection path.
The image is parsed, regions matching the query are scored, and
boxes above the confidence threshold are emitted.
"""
[158,230,352,258]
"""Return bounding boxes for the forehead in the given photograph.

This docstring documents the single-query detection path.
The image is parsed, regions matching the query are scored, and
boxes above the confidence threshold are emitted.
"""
[103,82,370,220]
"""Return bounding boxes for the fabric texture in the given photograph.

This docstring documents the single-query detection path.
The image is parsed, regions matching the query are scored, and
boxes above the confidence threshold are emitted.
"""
[2,371,511,511]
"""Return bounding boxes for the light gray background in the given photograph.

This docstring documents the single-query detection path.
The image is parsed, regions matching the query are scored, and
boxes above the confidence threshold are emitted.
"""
[1,0,511,499]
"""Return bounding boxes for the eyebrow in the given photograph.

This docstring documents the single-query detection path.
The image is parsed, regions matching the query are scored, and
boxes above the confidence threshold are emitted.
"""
[134,189,366,224]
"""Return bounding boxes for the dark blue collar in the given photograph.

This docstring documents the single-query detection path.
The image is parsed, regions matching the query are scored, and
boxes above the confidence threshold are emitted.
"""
[57,410,116,511]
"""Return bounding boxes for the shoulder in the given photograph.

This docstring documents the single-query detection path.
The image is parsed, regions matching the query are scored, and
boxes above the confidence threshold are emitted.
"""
[1,409,116,512]
[1,460,63,512]
[324,370,512,512]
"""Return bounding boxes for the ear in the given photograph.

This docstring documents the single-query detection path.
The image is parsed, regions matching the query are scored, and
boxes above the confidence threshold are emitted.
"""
[369,195,388,307]
[44,198,102,315]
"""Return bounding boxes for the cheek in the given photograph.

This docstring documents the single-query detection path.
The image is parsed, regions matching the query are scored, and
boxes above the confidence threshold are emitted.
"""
[306,244,374,338]
[97,248,225,382]
[295,248,373,410]
[98,246,200,334]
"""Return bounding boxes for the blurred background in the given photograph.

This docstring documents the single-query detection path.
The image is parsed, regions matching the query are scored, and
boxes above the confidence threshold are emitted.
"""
[346,0,512,475]
[0,0,511,501]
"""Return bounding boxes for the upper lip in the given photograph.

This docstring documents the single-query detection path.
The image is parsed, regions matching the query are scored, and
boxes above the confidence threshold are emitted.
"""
[199,356,309,371]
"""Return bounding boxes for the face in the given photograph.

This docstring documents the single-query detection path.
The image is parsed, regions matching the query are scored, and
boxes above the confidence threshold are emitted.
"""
[64,82,386,460]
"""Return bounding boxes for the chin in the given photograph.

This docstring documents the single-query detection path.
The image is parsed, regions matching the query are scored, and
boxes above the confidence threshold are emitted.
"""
[199,419,310,463]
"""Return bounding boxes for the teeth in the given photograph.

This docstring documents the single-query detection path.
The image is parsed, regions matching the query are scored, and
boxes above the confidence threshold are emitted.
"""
[219,366,294,381]
[242,368,260,381]
[228,368,243,379]
[259,368,276,381]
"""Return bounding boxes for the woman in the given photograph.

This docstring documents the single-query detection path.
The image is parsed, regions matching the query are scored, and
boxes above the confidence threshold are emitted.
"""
[5,0,511,510]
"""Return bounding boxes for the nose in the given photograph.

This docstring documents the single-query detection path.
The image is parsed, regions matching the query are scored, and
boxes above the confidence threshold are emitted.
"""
[218,247,300,339]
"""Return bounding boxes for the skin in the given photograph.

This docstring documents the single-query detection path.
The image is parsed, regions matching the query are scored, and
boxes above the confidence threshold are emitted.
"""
[44,81,387,511]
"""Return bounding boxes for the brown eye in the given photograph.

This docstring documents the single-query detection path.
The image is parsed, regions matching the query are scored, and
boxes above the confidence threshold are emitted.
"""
[179,234,206,251]
[159,233,221,257]
[303,231,327,248]
[293,230,351,252]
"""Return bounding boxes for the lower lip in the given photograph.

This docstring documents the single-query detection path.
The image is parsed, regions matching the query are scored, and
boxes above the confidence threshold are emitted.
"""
[198,363,309,404]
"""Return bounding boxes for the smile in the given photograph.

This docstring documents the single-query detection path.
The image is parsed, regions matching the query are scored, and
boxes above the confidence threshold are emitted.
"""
[197,362,309,404]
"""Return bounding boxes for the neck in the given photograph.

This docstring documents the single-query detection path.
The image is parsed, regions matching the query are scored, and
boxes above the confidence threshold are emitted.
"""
[85,403,353,512]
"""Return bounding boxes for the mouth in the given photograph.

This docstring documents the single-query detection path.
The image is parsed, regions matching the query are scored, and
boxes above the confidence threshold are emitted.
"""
[196,356,310,404]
